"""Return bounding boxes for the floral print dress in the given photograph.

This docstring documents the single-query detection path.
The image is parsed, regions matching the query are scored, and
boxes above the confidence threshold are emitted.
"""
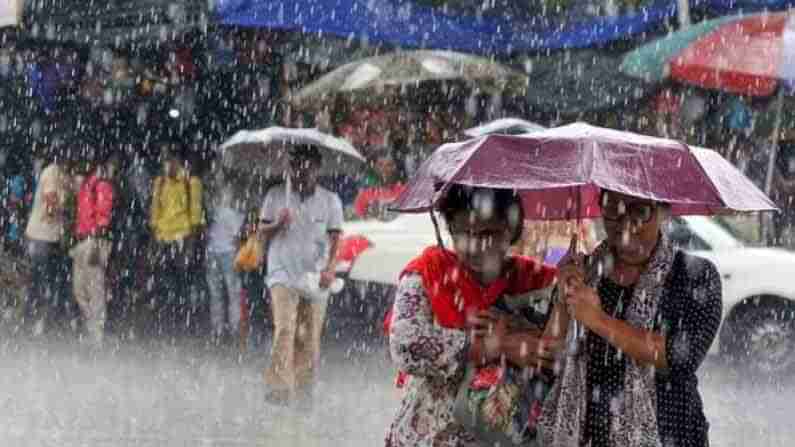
[384,273,477,447]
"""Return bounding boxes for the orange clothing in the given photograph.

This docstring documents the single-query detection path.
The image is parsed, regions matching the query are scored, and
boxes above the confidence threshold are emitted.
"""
[353,183,406,218]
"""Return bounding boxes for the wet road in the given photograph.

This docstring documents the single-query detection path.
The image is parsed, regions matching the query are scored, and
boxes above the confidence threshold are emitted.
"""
[0,323,792,446]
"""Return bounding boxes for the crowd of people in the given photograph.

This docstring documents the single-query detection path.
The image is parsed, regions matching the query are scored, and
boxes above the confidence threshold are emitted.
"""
[1,20,793,447]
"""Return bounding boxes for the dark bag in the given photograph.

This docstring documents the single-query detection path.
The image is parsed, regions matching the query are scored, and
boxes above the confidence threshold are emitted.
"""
[452,302,554,446]
[454,363,552,446]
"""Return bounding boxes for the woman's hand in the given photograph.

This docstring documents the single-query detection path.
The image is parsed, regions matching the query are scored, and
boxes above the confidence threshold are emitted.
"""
[465,310,508,338]
[501,333,561,371]
[563,273,606,330]
[466,310,508,365]
[556,233,585,298]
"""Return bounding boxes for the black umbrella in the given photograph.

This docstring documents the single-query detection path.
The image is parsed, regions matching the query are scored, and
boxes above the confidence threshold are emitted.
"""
[524,49,657,117]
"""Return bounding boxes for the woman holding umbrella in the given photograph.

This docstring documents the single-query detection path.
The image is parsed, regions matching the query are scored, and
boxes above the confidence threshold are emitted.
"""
[386,122,776,447]
[539,190,722,447]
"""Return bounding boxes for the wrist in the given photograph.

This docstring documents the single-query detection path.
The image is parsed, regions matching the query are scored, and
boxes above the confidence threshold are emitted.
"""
[497,332,515,356]
[587,308,610,335]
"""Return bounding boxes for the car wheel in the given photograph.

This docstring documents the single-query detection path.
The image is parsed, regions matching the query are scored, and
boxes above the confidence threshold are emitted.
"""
[720,297,795,375]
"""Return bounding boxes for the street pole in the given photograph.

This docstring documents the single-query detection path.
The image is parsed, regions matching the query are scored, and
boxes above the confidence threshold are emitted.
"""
[678,0,691,28]
[761,89,785,244]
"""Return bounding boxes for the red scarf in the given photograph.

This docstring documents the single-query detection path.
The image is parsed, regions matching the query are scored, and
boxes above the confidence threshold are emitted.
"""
[402,246,556,328]
[384,246,557,387]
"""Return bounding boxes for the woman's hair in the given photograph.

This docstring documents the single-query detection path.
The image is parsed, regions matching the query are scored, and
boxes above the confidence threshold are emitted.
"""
[437,184,524,244]
[656,202,673,222]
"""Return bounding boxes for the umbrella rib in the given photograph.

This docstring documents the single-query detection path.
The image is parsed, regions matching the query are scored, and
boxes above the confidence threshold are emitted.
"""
[631,142,655,203]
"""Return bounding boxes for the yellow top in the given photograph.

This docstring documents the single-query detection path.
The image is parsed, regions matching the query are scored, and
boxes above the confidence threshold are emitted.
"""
[150,172,205,242]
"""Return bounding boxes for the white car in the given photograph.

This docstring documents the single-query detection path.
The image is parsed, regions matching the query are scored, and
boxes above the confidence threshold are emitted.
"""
[340,213,795,374]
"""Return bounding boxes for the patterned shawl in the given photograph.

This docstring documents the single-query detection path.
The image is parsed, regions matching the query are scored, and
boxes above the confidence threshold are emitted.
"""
[539,233,675,447]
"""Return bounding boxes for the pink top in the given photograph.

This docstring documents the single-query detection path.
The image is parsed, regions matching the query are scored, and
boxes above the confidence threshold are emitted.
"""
[75,173,114,239]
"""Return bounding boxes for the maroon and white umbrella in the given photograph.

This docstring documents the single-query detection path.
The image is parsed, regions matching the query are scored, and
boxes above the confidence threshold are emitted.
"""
[393,122,778,219]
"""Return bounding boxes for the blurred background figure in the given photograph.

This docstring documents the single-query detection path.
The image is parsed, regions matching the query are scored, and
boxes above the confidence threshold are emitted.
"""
[70,150,119,347]
[353,145,407,221]
[23,140,77,336]
[0,153,33,257]
[205,168,248,347]
[148,144,205,338]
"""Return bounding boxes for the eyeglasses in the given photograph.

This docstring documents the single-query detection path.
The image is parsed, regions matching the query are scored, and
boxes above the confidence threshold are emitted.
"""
[600,192,656,224]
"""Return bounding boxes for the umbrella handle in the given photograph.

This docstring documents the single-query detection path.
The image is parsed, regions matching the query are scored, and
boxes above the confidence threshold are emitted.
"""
[566,318,582,356]
[429,209,446,249]
[568,184,584,353]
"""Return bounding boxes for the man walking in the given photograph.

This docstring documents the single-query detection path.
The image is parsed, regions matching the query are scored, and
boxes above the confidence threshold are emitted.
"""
[23,146,75,334]
[258,145,343,406]
[205,169,247,346]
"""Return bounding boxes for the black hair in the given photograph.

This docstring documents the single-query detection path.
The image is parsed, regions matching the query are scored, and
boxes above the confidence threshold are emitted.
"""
[368,146,408,183]
[369,146,396,163]
[290,144,323,165]
[437,184,524,244]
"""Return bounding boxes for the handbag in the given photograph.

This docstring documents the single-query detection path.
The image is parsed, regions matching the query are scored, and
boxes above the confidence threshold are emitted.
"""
[453,362,552,446]
[234,235,264,272]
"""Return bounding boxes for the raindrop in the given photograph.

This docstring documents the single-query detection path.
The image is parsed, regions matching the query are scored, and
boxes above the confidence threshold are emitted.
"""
[30,119,42,138]
[671,333,691,365]
[693,287,708,305]
[103,89,115,106]
[0,52,10,77]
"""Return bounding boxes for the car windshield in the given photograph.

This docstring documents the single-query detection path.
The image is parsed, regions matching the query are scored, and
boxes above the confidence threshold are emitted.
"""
[681,216,746,250]
[713,215,763,246]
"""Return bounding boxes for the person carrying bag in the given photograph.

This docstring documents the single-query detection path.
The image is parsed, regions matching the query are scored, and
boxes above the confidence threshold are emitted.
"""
[384,185,560,447]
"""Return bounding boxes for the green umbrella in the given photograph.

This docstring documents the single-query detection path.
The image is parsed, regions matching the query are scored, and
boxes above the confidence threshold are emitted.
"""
[619,15,737,82]
[524,49,656,116]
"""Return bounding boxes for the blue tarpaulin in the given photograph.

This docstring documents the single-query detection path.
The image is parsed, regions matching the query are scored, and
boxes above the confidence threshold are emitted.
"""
[702,0,795,12]
[214,0,679,54]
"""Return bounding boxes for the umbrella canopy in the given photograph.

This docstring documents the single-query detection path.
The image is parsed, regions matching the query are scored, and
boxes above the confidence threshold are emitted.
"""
[290,50,528,108]
[462,118,546,138]
[525,49,657,116]
[219,127,366,178]
[690,145,777,212]
[392,122,778,219]
[621,10,795,96]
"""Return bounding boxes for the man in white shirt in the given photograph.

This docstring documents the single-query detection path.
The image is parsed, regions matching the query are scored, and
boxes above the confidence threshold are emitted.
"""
[24,153,75,334]
[258,145,343,406]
